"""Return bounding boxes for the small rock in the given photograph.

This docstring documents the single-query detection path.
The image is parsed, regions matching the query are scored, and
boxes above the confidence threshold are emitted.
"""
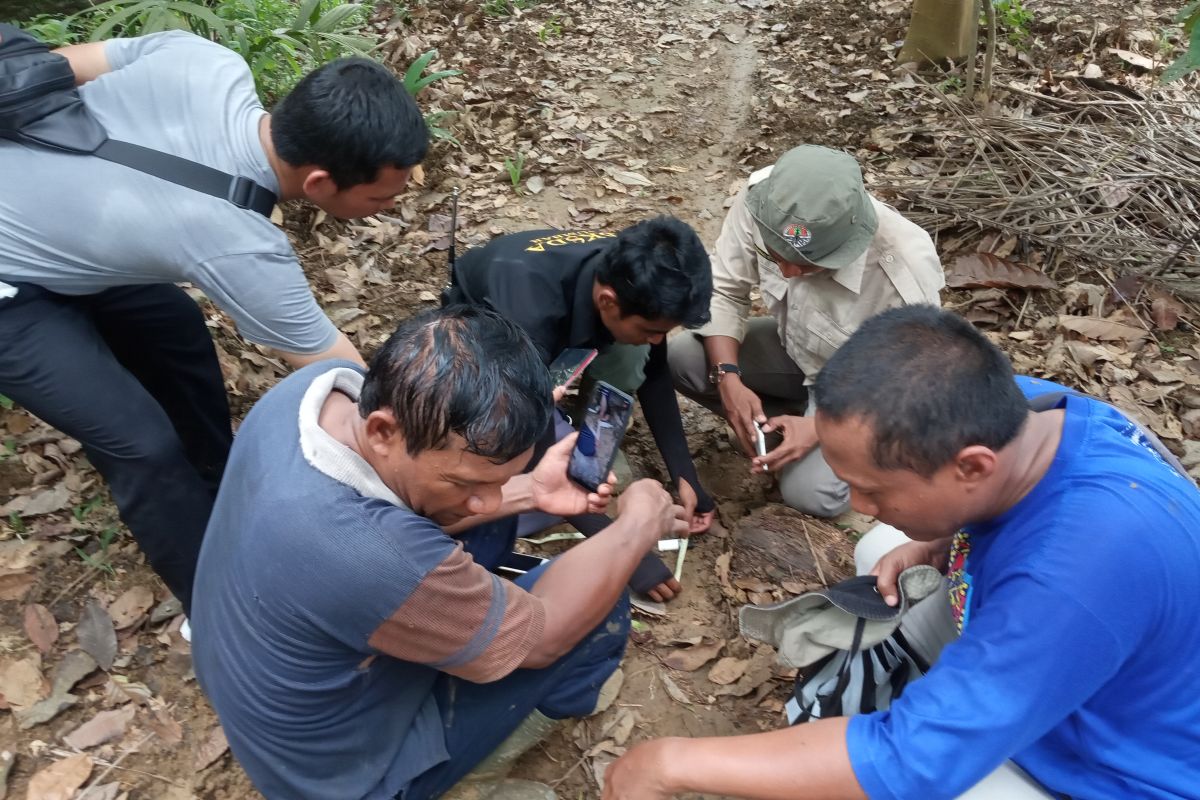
[150,597,184,625]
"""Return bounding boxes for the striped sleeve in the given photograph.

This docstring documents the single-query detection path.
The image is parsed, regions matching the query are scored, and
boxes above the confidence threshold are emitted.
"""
[367,544,546,682]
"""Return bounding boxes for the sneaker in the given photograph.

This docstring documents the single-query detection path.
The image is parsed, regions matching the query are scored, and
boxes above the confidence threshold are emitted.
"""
[180,617,192,643]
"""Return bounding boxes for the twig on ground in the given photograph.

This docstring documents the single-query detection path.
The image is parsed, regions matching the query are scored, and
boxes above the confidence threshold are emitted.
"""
[800,520,828,587]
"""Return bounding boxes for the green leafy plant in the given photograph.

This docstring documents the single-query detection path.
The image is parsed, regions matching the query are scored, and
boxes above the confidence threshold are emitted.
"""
[483,0,538,17]
[423,109,459,144]
[537,15,563,42]
[7,511,26,539]
[936,75,965,94]
[990,0,1033,47]
[17,15,81,46]
[503,151,526,193]
[0,394,13,411]
[402,49,463,144]
[72,495,105,523]
[1163,0,1200,82]
[75,526,119,578]
[19,0,377,102]
[403,48,462,95]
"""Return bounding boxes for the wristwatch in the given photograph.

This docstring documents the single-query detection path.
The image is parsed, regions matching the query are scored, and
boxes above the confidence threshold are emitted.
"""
[708,363,742,385]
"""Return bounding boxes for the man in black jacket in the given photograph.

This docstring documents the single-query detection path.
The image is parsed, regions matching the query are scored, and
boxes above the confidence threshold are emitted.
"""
[446,217,713,602]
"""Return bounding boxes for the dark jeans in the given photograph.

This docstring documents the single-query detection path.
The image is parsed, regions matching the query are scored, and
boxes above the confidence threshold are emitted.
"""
[402,521,630,799]
[0,283,232,611]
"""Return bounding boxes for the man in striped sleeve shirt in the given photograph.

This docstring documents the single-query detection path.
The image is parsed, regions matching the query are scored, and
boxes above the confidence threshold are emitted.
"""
[191,305,685,799]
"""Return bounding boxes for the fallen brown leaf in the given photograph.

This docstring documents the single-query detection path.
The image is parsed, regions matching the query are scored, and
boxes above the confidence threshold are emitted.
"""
[1149,288,1184,331]
[62,705,136,750]
[77,600,117,671]
[26,753,92,800]
[0,541,39,572]
[147,707,184,746]
[658,671,693,706]
[106,586,155,630]
[707,656,750,686]
[1059,316,1149,344]
[23,604,58,655]
[194,725,229,772]
[0,573,35,602]
[0,656,45,709]
[9,484,72,517]
[946,254,1056,290]
[661,638,724,672]
[714,645,778,697]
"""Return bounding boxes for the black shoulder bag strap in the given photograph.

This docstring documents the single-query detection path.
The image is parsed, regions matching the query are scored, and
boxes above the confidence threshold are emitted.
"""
[1029,390,1193,484]
[0,23,277,217]
[92,139,277,217]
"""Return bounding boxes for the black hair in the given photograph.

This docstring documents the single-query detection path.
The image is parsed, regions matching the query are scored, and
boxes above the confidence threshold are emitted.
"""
[271,58,429,189]
[813,305,1029,476]
[359,305,553,462]
[596,216,712,328]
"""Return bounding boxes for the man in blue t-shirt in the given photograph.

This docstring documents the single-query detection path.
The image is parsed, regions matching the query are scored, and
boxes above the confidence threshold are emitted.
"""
[193,305,687,800]
[603,305,1200,800]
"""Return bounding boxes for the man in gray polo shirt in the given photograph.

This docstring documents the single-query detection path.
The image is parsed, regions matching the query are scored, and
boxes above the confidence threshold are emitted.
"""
[0,31,427,610]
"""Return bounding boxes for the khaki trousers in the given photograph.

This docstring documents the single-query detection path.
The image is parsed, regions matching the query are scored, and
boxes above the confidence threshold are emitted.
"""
[667,319,849,517]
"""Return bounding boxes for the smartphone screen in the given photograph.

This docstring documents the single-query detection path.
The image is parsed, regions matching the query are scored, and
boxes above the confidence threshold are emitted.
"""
[547,348,598,390]
[567,381,635,491]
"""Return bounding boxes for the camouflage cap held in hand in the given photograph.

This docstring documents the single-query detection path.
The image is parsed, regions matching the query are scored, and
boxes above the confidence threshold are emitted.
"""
[746,145,878,270]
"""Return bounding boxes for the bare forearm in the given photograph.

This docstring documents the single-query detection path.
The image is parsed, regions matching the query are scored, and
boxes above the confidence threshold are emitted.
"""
[54,42,111,85]
[276,331,365,369]
[522,517,651,666]
[658,720,865,800]
[702,334,741,368]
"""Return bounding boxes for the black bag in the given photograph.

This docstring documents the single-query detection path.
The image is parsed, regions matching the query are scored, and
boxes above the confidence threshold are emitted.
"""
[0,24,277,216]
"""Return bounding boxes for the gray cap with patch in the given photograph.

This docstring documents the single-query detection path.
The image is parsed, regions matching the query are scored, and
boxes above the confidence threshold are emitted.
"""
[746,145,878,269]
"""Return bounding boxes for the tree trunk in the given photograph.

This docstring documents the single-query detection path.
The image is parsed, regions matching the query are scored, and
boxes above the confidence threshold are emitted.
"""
[899,0,979,65]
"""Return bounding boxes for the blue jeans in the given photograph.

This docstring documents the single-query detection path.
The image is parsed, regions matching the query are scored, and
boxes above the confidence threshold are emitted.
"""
[401,522,630,800]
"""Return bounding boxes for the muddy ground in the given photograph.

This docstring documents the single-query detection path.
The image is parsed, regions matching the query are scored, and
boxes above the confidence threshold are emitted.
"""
[1,0,1197,797]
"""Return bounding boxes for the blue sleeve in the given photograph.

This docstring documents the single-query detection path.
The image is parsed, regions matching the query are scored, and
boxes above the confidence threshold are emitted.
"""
[847,491,1164,799]
[847,579,1128,799]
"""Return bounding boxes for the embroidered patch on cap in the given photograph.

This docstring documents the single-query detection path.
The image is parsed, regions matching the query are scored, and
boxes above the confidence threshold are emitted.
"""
[782,223,812,249]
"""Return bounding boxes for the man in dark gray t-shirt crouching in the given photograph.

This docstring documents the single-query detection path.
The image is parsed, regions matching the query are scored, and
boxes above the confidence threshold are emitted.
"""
[0,31,427,611]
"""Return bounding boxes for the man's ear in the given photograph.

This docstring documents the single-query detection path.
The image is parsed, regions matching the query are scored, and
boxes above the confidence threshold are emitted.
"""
[954,445,997,486]
[301,168,338,203]
[595,285,620,312]
[363,408,402,457]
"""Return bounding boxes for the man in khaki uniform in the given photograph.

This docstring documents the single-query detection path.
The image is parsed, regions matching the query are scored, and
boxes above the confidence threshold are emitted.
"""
[669,145,944,517]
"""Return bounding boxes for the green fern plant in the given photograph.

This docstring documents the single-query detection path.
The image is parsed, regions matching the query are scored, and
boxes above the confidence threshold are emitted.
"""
[1163,0,1200,82]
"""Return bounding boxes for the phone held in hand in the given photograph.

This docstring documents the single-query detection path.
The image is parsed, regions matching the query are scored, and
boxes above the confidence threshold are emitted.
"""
[752,420,768,457]
[497,551,548,578]
[547,348,598,392]
[567,381,635,492]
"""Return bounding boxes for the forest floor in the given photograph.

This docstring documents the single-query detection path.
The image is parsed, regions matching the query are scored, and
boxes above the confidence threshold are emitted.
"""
[1,0,1197,797]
